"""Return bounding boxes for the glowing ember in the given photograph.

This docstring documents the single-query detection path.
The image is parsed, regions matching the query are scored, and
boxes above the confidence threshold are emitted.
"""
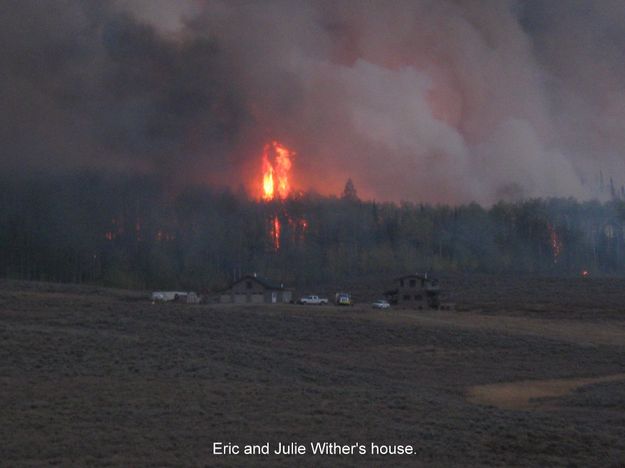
[286,216,308,243]
[105,217,121,241]
[103,217,173,242]
[270,215,281,250]
[547,223,562,263]
[261,141,294,201]
[296,218,308,243]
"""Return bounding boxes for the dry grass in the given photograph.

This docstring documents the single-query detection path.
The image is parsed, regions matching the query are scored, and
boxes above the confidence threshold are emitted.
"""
[1,277,625,466]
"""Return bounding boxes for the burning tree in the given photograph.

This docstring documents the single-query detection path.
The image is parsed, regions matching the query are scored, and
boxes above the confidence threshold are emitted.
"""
[257,140,310,252]
[261,141,294,202]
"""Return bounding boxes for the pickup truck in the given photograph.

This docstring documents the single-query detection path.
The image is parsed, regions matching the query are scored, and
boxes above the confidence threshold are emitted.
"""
[298,295,329,305]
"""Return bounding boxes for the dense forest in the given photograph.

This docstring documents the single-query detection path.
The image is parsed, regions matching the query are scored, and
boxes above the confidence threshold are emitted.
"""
[1,172,624,291]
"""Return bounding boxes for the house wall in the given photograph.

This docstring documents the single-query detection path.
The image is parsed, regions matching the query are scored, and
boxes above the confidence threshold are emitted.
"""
[264,291,277,303]
[261,290,293,303]
[397,289,428,308]
[397,276,429,309]
[265,289,293,304]
[223,278,267,304]
[250,293,264,303]
[219,277,292,304]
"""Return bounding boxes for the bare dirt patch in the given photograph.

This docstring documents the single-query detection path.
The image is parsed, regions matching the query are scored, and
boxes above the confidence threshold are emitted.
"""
[467,373,625,410]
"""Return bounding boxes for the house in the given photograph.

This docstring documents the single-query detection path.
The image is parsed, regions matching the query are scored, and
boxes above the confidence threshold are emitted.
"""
[384,273,441,309]
[219,274,293,304]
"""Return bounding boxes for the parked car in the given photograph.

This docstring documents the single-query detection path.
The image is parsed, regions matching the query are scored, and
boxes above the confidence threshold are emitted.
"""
[298,295,329,305]
[372,299,390,309]
[335,292,352,306]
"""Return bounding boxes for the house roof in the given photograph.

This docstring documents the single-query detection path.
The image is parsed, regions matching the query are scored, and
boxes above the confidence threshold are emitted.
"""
[229,274,290,291]
[395,273,429,281]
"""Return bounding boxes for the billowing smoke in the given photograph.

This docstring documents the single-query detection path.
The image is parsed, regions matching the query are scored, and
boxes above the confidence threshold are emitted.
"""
[3,0,625,204]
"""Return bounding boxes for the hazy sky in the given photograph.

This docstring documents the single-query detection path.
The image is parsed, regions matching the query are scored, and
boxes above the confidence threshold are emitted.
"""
[3,0,625,203]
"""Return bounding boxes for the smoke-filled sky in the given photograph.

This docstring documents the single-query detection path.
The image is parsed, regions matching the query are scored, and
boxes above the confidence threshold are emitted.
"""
[3,0,625,204]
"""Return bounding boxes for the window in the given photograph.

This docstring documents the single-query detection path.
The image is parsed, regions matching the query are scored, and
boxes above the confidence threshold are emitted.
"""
[400,279,404,287]
[246,281,252,289]
[409,279,416,287]
[403,294,411,301]
[414,294,422,300]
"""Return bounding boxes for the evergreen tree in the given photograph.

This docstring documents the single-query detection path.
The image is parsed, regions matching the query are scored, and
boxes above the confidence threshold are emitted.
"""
[342,178,359,202]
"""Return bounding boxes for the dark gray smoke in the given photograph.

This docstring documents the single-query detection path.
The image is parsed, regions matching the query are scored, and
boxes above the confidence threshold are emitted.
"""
[0,0,249,186]
[3,0,625,203]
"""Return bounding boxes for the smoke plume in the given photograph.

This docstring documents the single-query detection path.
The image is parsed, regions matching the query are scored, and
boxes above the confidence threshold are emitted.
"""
[3,0,625,203]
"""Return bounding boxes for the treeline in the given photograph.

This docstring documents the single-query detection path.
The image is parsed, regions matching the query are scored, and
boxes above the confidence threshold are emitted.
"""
[1,172,624,290]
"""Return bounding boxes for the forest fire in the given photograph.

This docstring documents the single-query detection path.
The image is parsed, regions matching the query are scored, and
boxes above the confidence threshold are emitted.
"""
[268,213,308,251]
[258,141,308,251]
[261,141,294,201]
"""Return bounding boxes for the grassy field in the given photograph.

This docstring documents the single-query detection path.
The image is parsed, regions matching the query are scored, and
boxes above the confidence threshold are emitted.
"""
[1,277,625,466]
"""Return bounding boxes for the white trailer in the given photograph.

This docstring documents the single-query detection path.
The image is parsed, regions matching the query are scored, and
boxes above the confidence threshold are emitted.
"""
[151,291,192,303]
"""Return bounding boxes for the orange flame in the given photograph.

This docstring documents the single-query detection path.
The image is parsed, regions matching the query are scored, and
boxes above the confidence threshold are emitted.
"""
[261,141,294,201]
[271,215,281,250]
[262,155,275,201]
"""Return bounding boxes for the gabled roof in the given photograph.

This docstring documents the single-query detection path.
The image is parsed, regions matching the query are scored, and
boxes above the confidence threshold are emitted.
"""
[229,274,289,290]
[395,273,429,281]
[395,274,440,288]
